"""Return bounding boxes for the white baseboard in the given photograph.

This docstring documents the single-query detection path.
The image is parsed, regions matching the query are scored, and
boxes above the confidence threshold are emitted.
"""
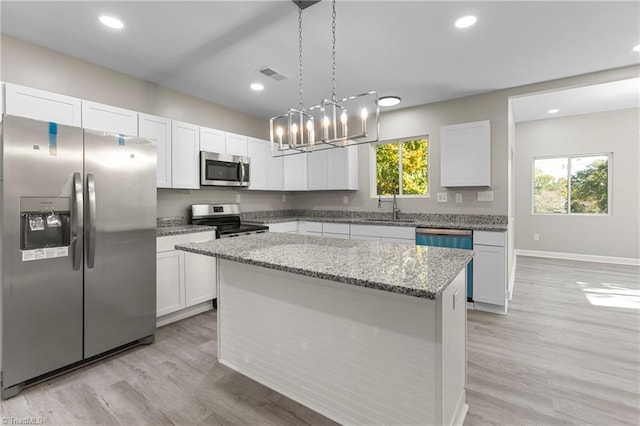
[508,255,517,301]
[515,249,640,266]
[474,301,508,315]
[156,300,215,328]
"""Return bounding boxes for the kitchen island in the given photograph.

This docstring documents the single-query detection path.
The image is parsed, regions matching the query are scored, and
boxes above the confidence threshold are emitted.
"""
[177,233,472,426]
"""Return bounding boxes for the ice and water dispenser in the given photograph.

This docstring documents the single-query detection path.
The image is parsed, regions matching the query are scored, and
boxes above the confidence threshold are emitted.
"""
[20,197,71,256]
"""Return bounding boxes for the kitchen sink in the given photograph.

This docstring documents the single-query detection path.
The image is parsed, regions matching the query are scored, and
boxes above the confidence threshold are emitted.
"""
[360,218,415,223]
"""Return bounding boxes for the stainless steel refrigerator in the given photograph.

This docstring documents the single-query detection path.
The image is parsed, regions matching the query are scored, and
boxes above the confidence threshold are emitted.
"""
[0,115,156,399]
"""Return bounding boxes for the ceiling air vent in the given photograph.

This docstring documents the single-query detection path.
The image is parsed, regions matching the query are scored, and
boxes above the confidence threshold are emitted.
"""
[258,67,287,82]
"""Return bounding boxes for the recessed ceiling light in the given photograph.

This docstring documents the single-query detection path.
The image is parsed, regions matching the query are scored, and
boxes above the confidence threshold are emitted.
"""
[378,96,401,107]
[455,15,477,29]
[99,15,124,29]
[633,44,640,52]
[547,109,559,114]
[250,82,264,91]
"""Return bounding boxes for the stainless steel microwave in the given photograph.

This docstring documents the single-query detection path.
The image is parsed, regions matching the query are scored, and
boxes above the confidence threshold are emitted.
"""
[200,152,250,187]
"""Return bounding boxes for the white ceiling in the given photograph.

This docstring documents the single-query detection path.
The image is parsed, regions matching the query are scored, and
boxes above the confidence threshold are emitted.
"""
[1,1,639,120]
[512,78,640,122]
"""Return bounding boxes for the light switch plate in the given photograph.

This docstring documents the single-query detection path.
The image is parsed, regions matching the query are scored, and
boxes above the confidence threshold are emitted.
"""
[236,193,241,203]
[343,196,349,204]
[455,193,463,203]
[282,194,287,202]
[477,190,494,202]
[437,192,448,202]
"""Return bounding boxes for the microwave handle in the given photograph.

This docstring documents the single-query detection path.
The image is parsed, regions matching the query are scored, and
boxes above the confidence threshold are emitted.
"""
[238,162,245,183]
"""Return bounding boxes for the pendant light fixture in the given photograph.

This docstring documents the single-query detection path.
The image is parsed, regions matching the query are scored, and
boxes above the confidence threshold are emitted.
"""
[270,0,379,156]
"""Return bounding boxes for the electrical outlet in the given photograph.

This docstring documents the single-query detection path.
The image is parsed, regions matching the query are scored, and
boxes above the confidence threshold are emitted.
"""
[437,192,448,202]
[455,193,463,203]
[343,196,349,204]
[533,233,540,241]
[236,193,241,203]
[477,190,494,202]
[282,194,287,202]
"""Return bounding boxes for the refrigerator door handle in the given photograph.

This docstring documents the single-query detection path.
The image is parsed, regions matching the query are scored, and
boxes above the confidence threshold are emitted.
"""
[71,172,83,271]
[86,173,97,269]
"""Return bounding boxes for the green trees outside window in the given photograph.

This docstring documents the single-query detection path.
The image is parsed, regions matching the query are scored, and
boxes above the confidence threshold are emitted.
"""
[533,154,609,214]
[375,138,428,196]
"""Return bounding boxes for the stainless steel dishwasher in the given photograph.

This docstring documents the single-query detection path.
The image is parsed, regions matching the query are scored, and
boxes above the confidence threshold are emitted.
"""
[415,228,474,301]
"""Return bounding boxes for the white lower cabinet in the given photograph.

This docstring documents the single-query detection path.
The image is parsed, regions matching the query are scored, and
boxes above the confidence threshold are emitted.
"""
[268,221,299,233]
[473,231,507,313]
[156,231,216,326]
[350,224,415,243]
[156,250,185,317]
[184,251,217,306]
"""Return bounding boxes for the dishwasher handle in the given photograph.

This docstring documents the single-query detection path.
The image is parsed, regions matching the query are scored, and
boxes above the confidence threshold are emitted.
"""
[415,227,472,236]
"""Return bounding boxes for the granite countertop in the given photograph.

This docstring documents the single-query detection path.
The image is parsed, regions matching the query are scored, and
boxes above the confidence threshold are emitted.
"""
[245,215,508,232]
[156,225,216,237]
[176,233,473,300]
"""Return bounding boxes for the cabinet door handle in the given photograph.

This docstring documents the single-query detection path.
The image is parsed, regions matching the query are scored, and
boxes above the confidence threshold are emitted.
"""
[453,289,460,310]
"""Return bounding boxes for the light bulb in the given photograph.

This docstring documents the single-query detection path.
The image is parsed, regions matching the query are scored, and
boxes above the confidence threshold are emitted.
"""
[291,123,298,134]
[276,127,284,137]
[360,108,368,120]
[323,116,330,127]
[340,111,348,124]
[306,120,313,131]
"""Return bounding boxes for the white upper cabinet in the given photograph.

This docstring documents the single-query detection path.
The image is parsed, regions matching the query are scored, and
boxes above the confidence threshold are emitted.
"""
[307,150,328,190]
[82,100,138,136]
[225,132,248,157]
[139,113,172,188]
[306,146,358,191]
[266,153,284,191]
[440,120,491,187]
[247,137,269,190]
[328,146,358,190]
[171,120,200,189]
[200,126,225,153]
[4,83,81,127]
[284,152,308,191]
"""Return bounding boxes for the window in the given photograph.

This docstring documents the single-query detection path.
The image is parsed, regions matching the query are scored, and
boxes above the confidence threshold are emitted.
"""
[533,154,610,214]
[374,138,428,196]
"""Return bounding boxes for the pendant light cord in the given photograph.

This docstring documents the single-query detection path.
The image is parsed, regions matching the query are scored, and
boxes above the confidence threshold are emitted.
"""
[331,0,337,102]
[298,5,304,111]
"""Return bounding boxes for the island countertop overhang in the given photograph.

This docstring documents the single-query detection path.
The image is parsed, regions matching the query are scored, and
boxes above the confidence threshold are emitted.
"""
[176,233,473,299]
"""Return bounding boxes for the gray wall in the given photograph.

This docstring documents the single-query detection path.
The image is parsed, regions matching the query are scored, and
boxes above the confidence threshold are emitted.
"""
[293,66,640,217]
[514,109,639,259]
[1,34,291,216]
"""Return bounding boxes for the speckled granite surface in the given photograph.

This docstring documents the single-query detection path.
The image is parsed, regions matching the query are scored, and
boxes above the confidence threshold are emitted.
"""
[156,225,216,237]
[157,216,187,227]
[242,210,507,232]
[176,233,473,299]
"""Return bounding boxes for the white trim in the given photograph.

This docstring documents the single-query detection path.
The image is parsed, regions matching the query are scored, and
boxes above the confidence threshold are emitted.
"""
[473,301,508,315]
[516,249,640,266]
[508,254,517,300]
[156,300,214,327]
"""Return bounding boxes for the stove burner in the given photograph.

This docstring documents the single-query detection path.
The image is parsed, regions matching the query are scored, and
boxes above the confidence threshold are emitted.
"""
[189,204,268,239]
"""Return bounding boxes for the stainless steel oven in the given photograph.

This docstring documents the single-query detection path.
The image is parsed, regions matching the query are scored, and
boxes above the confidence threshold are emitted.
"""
[200,151,250,187]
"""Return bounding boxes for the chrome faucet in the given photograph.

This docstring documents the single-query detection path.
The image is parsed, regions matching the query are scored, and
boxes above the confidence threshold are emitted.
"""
[378,190,401,220]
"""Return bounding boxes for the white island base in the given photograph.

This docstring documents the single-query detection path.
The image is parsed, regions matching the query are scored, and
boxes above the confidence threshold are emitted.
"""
[217,259,468,426]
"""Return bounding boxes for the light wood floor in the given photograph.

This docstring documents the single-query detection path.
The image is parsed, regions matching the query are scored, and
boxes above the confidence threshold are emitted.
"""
[1,256,638,425]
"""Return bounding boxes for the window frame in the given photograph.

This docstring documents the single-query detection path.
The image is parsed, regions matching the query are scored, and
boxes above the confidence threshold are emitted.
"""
[370,136,430,198]
[531,152,612,216]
